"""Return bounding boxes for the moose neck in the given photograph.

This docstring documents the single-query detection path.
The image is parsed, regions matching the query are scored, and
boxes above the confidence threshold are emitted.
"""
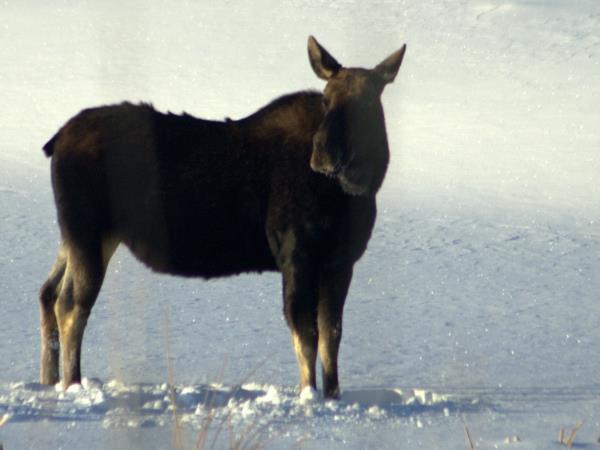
[242,91,324,144]
[241,90,388,198]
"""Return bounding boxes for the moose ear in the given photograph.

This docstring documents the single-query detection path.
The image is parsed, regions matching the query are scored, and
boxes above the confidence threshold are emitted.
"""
[308,36,341,81]
[374,44,406,84]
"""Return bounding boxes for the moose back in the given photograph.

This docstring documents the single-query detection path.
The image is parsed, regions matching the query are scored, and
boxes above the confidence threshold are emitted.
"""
[39,36,406,398]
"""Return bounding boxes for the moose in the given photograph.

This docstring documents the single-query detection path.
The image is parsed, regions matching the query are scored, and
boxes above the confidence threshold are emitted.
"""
[39,36,406,398]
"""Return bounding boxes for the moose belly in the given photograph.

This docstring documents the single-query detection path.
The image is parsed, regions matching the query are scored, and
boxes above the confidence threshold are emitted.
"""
[117,201,278,278]
[165,220,278,277]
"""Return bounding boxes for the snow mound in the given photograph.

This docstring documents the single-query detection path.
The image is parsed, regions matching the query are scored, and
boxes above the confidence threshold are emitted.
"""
[0,379,475,430]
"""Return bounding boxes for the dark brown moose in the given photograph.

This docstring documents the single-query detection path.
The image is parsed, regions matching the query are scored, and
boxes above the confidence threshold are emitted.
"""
[39,36,406,398]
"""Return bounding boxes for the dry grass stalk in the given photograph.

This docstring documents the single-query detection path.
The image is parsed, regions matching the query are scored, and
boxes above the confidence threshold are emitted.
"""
[198,361,229,450]
[564,421,584,449]
[164,308,185,450]
[201,356,272,450]
[464,424,476,450]
[163,309,270,450]
[229,414,268,450]
[194,407,215,450]
[294,435,307,450]
[190,355,272,450]
[206,393,233,450]
[204,394,268,450]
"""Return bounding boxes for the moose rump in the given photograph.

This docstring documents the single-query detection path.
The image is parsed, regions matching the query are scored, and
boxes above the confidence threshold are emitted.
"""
[39,36,406,399]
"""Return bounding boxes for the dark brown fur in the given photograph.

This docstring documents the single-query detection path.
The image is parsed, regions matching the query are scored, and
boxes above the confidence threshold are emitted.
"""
[39,37,406,398]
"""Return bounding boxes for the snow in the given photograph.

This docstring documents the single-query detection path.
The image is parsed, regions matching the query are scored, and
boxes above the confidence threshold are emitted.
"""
[0,378,463,447]
[1,0,599,449]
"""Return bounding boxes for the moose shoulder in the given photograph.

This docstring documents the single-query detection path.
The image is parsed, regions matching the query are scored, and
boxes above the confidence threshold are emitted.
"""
[39,36,406,398]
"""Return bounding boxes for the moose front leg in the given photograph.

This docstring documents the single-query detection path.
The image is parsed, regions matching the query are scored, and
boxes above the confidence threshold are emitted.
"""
[318,266,353,399]
[281,263,319,392]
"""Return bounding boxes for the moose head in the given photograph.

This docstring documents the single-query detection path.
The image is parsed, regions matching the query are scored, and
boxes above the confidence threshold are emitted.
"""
[308,36,406,196]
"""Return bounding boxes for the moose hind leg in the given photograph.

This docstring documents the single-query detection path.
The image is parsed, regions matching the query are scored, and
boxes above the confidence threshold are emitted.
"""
[318,266,353,399]
[39,244,67,384]
[54,242,106,387]
[282,264,319,392]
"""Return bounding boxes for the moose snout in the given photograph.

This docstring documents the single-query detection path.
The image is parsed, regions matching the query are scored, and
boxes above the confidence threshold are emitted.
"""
[310,132,340,176]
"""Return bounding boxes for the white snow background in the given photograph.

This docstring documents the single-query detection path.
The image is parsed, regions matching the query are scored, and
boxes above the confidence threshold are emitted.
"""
[1,0,599,448]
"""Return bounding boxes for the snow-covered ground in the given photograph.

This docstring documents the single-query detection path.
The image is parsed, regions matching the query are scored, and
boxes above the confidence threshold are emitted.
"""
[1,0,599,448]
